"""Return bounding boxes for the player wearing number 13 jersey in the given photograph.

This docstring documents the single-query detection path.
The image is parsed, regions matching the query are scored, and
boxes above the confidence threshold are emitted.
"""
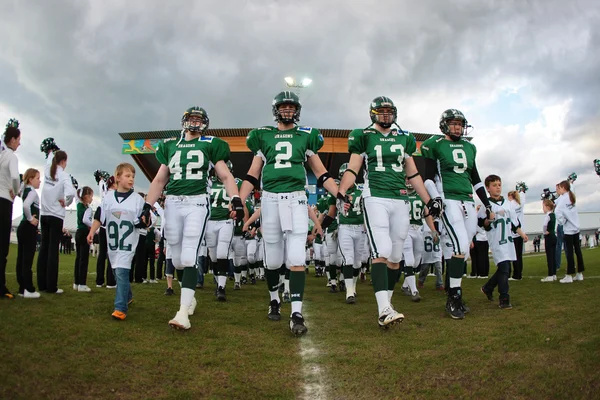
[240,91,339,336]
[421,108,493,320]
[146,106,243,331]
[338,96,438,328]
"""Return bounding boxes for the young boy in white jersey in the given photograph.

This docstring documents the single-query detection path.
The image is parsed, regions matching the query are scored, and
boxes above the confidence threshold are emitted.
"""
[87,163,147,320]
[478,175,528,309]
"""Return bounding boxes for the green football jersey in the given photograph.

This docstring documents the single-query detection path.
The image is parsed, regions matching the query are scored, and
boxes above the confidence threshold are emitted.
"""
[155,135,230,196]
[420,136,476,202]
[408,194,424,226]
[246,126,324,193]
[339,185,364,225]
[348,127,417,200]
[210,180,230,221]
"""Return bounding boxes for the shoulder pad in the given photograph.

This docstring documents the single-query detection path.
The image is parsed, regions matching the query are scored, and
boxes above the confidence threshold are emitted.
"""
[364,129,377,134]
[258,126,277,131]
[164,138,176,143]
[297,126,313,133]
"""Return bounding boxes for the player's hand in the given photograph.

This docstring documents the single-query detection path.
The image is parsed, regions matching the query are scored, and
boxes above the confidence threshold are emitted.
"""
[432,231,440,245]
[86,233,94,245]
[426,197,443,218]
[58,199,66,208]
[30,217,39,226]
[230,196,244,220]
[485,205,495,220]
[336,192,351,215]
[9,189,15,200]
[522,234,529,243]
[313,223,323,238]
[139,203,153,227]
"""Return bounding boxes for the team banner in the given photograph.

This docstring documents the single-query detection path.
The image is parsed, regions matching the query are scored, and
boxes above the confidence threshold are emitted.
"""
[122,139,160,154]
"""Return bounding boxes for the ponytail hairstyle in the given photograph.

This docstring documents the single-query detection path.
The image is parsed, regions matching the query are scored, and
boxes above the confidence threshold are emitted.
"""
[558,180,576,205]
[77,186,94,205]
[50,150,68,181]
[508,190,521,205]
[542,199,555,212]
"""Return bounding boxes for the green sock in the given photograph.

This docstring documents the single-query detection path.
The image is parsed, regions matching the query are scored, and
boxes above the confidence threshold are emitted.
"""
[387,268,400,291]
[181,267,197,290]
[266,269,280,292]
[289,271,306,302]
[329,265,337,280]
[176,269,184,281]
[371,262,388,293]
[343,265,354,279]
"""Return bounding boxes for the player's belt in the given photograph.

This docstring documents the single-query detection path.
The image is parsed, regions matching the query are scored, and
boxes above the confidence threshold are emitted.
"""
[165,194,209,204]
[410,224,422,230]
[340,224,363,230]
[262,190,305,200]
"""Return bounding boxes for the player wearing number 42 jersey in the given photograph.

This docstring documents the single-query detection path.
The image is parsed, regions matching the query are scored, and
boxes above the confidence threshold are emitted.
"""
[421,108,494,320]
[239,91,339,336]
[146,106,244,331]
[338,96,441,328]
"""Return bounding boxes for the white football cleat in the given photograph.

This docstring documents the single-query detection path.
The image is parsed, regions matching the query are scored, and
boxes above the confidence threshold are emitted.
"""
[77,285,92,292]
[188,297,197,316]
[540,275,556,282]
[559,275,573,284]
[23,290,41,299]
[72,284,78,291]
[169,311,191,330]
[378,306,404,327]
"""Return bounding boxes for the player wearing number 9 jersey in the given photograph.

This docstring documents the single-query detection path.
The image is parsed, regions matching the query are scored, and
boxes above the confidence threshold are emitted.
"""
[239,91,339,336]
[146,106,243,331]
[338,96,436,328]
[421,108,493,320]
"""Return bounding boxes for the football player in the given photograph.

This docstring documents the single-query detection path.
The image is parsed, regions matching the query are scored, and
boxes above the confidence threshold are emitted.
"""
[205,161,236,300]
[239,91,338,336]
[336,163,365,304]
[421,109,493,319]
[338,96,440,328]
[146,107,243,330]
[319,188,343,292]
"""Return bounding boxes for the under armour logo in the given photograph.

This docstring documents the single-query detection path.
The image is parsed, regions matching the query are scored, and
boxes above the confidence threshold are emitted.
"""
[281,196,288,200]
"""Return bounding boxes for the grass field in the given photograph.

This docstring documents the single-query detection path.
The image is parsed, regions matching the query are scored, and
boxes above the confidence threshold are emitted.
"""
[1,244,599,400]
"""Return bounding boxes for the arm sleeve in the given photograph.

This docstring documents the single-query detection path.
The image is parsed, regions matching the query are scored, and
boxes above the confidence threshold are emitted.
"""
[555,205,567,225]
[9,155,20,194]
[83,207,93,228]
[423,158,438,182]
[543,214,549,233]
[471,164,490,208]
[94,206,102,223]
[22,190,36,221]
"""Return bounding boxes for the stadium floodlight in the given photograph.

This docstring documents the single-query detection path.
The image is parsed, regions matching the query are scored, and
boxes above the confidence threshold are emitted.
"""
[300,78,312,87]
[284,76,296,86]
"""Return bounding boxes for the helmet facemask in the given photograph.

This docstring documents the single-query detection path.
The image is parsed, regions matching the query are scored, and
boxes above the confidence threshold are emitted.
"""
[183,114,209,133]
[370,106,397,129]
[273,103,301,124]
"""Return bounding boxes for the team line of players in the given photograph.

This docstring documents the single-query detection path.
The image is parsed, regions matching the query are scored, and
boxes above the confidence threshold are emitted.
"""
[92,92,511,336]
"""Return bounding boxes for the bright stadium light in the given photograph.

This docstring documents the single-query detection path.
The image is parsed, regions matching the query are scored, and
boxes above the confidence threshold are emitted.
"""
[301,78,312,87]
[284,76,313,89]
[284,76,296,86]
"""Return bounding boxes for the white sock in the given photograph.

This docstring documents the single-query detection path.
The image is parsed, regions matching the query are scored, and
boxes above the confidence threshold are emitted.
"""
[234,272,241,283]
[353,275,358,288]
[284,279,290,293]
[291,301,303,315]
[260,267,265,276]
[218,275,227,288]
[376,291,390,314]
[387,290,394,303]
[326,271,331,280]
[249,268,255,276]
[345,278,354,296]
[242,270,248,278]
[269,290,280,302]
[450,277,462,288]
[339,272,345,281]
[406,275,417,293]
[179,288,194,313]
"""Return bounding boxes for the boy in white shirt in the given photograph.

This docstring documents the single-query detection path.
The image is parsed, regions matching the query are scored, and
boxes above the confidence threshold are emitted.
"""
[478,175,528,309]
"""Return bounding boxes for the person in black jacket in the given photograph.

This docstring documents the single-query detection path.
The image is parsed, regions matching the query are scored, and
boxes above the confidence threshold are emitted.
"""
[16,168,41,298]
[540,200,557,282]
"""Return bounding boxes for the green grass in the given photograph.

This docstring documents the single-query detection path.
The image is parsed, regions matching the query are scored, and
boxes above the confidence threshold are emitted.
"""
[1,244,599,399]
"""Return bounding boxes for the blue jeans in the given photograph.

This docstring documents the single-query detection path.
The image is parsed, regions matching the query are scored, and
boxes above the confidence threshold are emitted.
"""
[555,225,564,270]
[197,256,205,286]
[484,260,510,302]
[114,268,133,313]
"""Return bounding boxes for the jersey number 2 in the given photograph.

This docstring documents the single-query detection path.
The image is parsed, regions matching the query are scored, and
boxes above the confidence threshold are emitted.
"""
[274,142,292,169]
[169,150,204,180]
[107,220,134,251]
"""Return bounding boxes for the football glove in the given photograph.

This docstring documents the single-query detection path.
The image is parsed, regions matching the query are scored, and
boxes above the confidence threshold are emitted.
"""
[137,203,153,228]
[336,192,351,216]
[426,197,443,218]
[70,175,79,190]
[485,205,494,220]
[231,196,244,220]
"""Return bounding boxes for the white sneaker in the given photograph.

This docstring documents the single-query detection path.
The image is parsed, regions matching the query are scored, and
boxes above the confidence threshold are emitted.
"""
[142,279,149,284]
[573,273,584,281]
[106,285,117,289]
[149,279,158,284]
[427,273,435,277]
[54,288,64,294]
[378,306,404,327]
[478,276,489,279]
[96,284,103,288]
[77,285,92,292]
[559,275,573,284]
[188,297,197,316]
[72,283,78,290]
[540,275,556,282]
[466,275,476,279]
[24,290,41,299]
[168,311,191,330]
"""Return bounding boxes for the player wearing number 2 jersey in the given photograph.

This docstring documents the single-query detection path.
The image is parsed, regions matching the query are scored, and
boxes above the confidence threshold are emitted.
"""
[146,107,244,331]
[338,96,440,328]
[421,108,493,320]
[239,91,339,336]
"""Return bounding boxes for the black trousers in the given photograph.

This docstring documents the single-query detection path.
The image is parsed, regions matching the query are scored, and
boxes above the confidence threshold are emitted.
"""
[96,227,115,286]
[564,234,585,274]
[145,241,156,280]
[37,216,64,293]
[132,234,146,283]
[544,235,557,276]
[469,245,478,276]
[475,241,490,277]
[511,236,524,279]
[484,260,510,302]
[156,238,165,280]
[74,228,90,286]
[16,221,37,293]
[0,198,14,294]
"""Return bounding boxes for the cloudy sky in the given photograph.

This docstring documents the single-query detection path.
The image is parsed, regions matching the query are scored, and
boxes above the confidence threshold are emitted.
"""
[2,0,599,215]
